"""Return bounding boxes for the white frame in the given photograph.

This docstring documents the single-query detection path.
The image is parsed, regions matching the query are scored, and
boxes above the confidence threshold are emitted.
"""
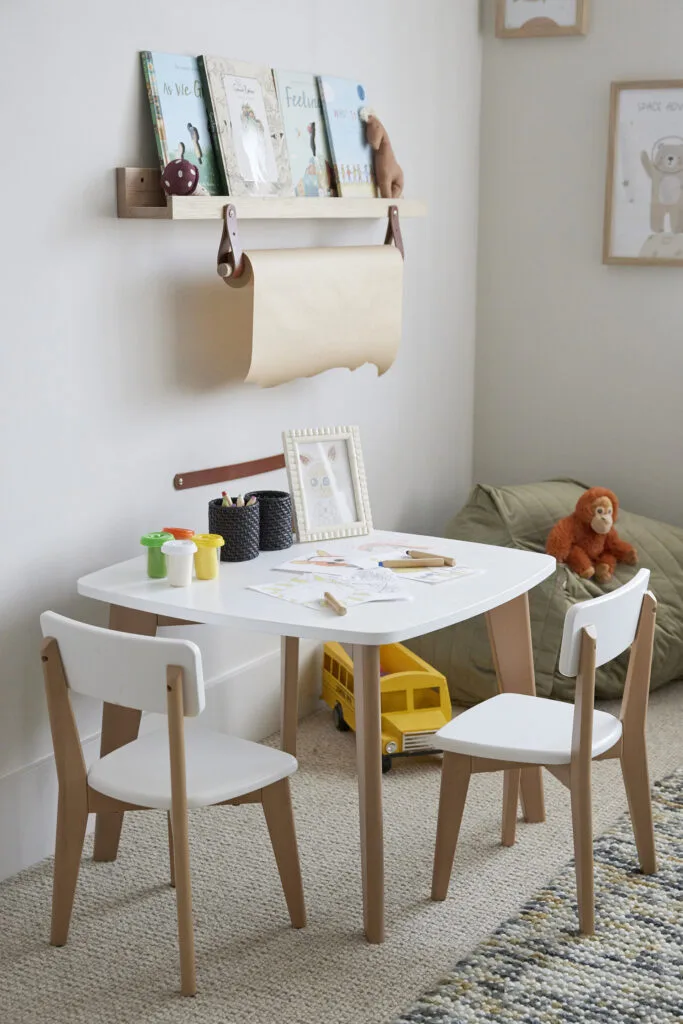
[282,425,373,543]
[495,0,589,38]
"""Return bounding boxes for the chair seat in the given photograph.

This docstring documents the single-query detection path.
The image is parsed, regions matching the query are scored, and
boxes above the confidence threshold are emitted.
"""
[88,724,297,810]
[434,693,622,765]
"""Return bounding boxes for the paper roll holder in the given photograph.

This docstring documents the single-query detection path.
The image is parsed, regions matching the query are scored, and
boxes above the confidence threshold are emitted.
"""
[216,202,405,281]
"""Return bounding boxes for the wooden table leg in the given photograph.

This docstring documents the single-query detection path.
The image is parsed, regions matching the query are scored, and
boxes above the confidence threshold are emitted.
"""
[92,605,157,862]
[486,593,545,823]
[280,636,299,756]
[353,644,384,943]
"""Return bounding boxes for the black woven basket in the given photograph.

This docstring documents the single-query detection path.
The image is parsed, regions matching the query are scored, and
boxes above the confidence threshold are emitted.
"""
[245,490,293,551]
[208,498,260,562]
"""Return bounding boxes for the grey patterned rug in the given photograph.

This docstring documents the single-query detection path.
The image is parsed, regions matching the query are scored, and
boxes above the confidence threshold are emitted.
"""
[393,769,683,1024]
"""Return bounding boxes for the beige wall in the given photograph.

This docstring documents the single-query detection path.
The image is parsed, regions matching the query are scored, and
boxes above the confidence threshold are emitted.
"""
[0,0,481,876]
[475,0,683,527]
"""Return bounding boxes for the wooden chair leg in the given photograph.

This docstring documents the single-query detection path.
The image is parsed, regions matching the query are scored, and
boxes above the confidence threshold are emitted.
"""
[501,769,521,847]
[167,667,196,997]
[620,745,656,875]
[570,764,595,935]
[431,753,471,901]
[167,811,176,888]
[262,778,306,929]
[170,803,195,996]
[50,790,88,946]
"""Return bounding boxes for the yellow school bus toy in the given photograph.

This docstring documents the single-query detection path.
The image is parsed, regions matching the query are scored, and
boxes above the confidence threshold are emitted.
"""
[322,641,451,772]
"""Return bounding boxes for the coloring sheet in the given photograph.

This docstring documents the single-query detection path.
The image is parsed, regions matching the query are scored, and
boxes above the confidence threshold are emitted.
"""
[250,568,413,610]
[273,544,481,585]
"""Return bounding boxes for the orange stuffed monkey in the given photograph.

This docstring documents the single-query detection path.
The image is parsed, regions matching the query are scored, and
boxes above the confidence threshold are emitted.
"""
[546,487,638,583]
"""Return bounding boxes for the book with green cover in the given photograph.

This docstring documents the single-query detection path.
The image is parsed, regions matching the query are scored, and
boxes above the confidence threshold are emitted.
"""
[140,51,221,195]
[274,70,335,197]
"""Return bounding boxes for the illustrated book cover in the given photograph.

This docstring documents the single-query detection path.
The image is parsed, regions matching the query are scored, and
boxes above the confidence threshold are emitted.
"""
[140,51,220,195]
[317,76,377,198]
[274,70,336,197]
[198,56,291,197]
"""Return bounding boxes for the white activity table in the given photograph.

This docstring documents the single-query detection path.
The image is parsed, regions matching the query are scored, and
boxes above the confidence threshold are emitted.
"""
[78,530,555,943]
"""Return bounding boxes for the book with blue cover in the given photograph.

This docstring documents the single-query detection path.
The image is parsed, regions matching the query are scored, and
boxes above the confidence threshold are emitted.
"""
[140,51,221,195]
[317,76,377,198]
[274,70,335,197]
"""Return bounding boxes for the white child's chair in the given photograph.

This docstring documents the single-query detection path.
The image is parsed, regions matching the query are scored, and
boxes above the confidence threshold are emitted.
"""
[430,569,657,934]
[40,612,305,997]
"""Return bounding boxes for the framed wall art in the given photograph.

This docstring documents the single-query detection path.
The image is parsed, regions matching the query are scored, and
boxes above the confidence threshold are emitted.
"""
[283,426,373,543]
[604,80,683,266]
[495,0,589,38]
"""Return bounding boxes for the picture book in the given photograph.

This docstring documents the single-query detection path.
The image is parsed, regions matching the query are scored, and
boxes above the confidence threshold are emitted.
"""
[197,56,292,198]
[274,70,335,197]
[318,76,377,198]
[140,51,220,195]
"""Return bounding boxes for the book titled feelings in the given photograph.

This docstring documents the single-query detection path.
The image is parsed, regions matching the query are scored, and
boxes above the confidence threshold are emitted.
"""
[274,70,335,197]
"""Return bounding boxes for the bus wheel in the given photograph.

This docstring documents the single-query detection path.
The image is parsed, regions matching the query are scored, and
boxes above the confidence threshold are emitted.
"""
[382,755,392,774]
[333,703,350,731]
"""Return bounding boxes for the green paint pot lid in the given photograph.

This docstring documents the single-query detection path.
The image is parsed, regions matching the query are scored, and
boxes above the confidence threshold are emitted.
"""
[140,532,174,548]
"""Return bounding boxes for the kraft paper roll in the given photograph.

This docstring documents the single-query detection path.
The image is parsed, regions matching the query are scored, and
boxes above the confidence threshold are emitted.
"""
[221,245,404,387]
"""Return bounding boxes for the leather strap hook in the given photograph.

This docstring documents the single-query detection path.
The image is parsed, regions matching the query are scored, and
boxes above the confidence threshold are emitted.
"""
[217,204,244,280]
[384,205,404,259]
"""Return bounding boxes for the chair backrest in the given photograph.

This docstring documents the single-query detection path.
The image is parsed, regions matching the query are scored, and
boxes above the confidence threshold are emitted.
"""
[558,569,651,678]
[40,612,205,717]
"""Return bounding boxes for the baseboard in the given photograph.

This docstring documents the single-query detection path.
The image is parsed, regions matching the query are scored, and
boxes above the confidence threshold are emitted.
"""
[0,733,100,883]
[0,643,322,882]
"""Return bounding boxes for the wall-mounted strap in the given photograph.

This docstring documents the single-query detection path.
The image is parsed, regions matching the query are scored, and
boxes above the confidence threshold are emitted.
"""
[217,204,244,279]
[174,453,286,491]
[384,205,404,259]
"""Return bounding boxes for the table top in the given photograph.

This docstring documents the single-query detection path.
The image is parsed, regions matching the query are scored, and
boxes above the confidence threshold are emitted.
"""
[77,530,555,645]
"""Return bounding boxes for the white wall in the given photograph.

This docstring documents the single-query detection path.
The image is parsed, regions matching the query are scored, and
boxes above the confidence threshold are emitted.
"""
[0,0,482,877]
[475,0,683,528]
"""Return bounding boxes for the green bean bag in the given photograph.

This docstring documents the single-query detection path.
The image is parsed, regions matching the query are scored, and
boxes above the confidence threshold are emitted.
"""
[407,479,683,704]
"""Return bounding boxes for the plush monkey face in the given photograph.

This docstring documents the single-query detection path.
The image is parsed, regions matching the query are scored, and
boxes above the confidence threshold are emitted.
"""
[590,496,614,535]
[653,141,683,174]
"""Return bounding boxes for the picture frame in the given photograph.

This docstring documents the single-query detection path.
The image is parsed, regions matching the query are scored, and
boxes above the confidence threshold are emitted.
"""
[282,426,373,543]
[604,80,683,266]
[495,0,589,38]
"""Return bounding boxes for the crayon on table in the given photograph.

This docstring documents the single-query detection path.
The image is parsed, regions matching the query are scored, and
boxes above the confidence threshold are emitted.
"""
[380,558,445,568]
[406,549,456,567]
[323,592,347,616]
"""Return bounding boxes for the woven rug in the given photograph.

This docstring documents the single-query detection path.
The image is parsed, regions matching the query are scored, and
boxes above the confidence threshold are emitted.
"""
[393,769,683,1024]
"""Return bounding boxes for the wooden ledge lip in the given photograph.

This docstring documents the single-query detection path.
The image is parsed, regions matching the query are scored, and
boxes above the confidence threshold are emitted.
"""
[116,168,427,220]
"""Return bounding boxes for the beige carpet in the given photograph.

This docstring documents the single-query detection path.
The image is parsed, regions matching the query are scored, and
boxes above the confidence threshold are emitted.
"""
[1,685,682,1024]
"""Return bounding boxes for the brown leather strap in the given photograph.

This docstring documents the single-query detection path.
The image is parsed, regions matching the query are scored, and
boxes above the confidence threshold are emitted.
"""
[217,203,244,279]
[384,205,404,259]
[174,453,286,491]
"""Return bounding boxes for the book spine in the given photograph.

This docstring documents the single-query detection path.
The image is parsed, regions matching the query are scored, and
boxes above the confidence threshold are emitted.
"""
[197,56,229,196]
[140,51,168,171]
[317,77,343,197]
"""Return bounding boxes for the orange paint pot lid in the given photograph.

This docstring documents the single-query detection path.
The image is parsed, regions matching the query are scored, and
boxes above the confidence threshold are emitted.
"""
[163,527,195,540]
